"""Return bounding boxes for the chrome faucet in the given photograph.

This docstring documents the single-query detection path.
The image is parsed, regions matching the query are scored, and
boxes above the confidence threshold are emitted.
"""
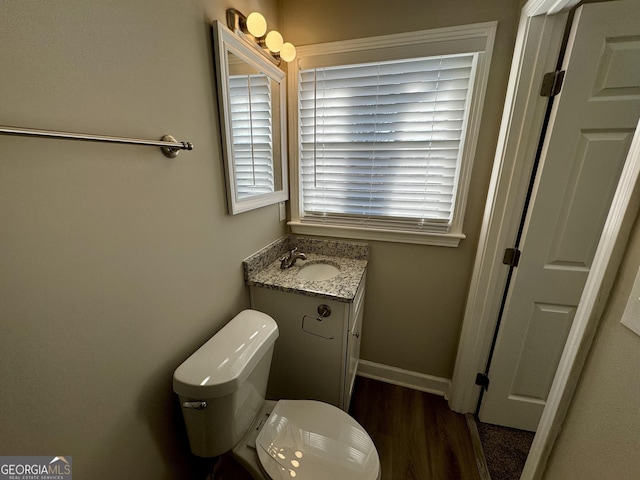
[280,247,307,269]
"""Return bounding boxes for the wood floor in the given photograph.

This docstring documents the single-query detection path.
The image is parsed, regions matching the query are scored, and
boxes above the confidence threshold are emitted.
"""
[349,376,480,480]
[217,376,480,479]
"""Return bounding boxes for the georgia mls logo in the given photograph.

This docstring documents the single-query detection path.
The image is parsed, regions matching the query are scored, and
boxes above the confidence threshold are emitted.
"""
[0,456,72,479]
[49,457,71,474]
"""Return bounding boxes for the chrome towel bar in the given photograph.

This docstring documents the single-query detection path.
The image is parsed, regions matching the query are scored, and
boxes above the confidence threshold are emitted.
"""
[0,125,193,158]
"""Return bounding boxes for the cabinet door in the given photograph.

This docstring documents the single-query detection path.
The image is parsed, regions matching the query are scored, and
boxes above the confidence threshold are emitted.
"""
[251,287,347,407]
[344,279,365,408]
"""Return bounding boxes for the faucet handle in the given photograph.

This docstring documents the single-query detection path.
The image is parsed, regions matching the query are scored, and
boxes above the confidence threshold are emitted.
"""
[279,248,294,269]
[279,247,305,269]
[279,247,296,262]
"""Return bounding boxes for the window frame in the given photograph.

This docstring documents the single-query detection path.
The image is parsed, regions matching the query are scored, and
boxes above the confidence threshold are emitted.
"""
[287,22,497,246]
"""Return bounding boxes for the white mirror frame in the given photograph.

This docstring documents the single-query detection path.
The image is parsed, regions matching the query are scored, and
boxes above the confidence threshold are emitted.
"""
[213,21,288,215]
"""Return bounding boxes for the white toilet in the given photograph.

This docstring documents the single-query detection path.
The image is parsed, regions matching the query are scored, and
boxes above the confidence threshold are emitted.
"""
[173,309,380,480]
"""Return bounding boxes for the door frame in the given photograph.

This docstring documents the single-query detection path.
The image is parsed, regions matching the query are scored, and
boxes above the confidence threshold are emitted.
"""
[449,0,640,478]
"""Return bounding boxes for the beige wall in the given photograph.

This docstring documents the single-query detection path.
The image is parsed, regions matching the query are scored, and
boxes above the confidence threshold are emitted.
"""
[282,0,521,377]
[543,215,640,479]
[0,1,284,478]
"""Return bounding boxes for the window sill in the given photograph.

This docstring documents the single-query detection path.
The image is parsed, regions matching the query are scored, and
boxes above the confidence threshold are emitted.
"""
[288,221,465,247]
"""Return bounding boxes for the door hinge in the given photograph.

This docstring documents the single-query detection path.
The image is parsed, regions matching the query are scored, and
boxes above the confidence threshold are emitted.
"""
[503,247,521,267]
[475,373,490,391]
[540,70,565,97]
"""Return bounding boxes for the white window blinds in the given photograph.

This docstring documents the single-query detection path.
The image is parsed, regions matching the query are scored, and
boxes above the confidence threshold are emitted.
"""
[298,53,477,231]
[229,73,274,199]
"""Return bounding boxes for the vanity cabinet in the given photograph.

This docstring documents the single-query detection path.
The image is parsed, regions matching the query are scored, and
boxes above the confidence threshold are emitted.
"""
[250,277,365,411]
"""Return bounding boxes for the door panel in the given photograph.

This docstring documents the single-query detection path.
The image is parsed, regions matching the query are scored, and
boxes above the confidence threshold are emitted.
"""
[592,36,640,99]
[510,302,575,401]
[547,130,633,268]
[479,0,640,431]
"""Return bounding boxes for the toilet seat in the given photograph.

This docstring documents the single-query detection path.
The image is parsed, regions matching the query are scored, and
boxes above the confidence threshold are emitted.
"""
[256,400,380,480]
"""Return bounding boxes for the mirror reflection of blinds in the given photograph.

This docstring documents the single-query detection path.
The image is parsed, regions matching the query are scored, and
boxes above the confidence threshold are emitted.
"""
[298,53,476,231]
[229,74,274,199]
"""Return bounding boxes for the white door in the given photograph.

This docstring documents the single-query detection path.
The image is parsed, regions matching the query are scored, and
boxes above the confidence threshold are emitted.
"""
[479,0,640,431]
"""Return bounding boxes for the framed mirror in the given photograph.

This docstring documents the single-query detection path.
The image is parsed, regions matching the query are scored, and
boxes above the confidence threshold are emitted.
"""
[213,21,288,215]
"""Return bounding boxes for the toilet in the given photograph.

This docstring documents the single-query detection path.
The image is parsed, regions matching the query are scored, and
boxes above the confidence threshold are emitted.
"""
[173,309,380,480]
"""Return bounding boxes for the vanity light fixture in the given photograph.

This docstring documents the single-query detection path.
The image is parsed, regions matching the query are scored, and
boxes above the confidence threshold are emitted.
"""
[280,42,297,63]
[265,30,284,53]
[245,11,267,37]
[226,8,296,65]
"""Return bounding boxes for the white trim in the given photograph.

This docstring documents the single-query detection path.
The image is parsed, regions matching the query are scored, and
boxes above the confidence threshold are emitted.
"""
[295,21,498,61]
[524,0,581,16]
[448,10,569,413]
[524,121,640,479]
[357,359,451,397]
[288,221,465,247]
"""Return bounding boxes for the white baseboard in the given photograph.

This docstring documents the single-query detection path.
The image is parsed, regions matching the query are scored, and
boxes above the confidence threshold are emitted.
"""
[357,359,451,397]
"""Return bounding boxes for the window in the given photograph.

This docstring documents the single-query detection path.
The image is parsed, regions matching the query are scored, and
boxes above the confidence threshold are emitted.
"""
[288,23,496,246]
[299,54,476,230]
[229,73,274,198]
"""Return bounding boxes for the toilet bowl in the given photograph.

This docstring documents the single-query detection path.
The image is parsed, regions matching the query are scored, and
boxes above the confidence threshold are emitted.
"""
[173,309,380,480]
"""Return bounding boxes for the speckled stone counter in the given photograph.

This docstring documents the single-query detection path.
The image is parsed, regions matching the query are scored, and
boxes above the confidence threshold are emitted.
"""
[243,235,369,302]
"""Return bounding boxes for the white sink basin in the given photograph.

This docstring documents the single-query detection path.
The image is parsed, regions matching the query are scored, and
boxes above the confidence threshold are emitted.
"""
[297,262,340,281]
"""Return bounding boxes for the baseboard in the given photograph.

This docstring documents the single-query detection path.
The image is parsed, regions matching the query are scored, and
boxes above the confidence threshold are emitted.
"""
[357,359,451,397]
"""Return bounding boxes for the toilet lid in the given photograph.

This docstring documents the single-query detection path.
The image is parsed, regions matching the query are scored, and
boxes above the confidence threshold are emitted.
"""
[256,400,380,480]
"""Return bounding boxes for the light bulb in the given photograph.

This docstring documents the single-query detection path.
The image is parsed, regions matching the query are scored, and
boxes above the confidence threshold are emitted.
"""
[245,12,267,37]
[265,31,284,53]
[280,42,297,62]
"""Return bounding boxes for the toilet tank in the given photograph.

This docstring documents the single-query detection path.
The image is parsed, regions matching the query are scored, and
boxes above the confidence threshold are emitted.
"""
[173,310,279,457]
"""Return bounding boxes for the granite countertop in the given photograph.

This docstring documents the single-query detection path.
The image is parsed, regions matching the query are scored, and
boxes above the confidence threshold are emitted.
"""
[243,236,369,303]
